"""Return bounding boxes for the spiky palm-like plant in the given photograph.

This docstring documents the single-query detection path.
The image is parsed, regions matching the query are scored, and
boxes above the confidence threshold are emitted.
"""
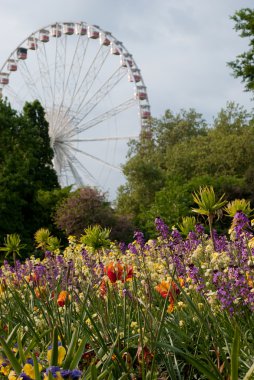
[224,199,253,218]
[80,225,111,252]
[34,228,51,251]
[192,186,227,247]
[0,234,26,266]
[178,216,196,237]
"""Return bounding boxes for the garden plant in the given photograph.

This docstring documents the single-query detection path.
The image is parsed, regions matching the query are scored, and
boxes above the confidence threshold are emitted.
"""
[0,188,254,379]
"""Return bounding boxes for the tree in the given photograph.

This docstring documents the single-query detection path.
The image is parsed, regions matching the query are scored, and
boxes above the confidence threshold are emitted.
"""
[228,8,254,93]
[0,99,60,248]
[54,187,135,242]
[116,104,254,236]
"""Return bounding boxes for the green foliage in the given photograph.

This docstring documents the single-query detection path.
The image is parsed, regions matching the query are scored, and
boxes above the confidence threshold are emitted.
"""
[54,187,135,242]
[224,199,253,218]
[34,228,61,253]
[177,216,196,237]
[228,8,254,92]
[192,186,227,245]
[116,103,254,237]
[80,225,111,252]
[192,186,227,217]
[34,228,52,250]
[0,234,26,265]
[0,99,60,251]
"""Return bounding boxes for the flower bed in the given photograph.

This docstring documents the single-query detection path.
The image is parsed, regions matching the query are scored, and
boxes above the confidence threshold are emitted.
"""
[0,212,254,379]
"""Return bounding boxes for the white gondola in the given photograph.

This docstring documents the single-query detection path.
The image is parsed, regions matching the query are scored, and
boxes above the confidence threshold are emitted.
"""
[110,41,122,55]
[75,23,87,35]
[17,47,27,60]
[7,59,17,72]
[51,24,62,37]
[135,86,147,100]
[63,23,74,35]
[39,29,49,43]
[0,73,9,85]
[28,37,38,50]
[99,32,111,46]
[140,105,151,119]
[120,53,133,68]
[128,68,141,83]
[87,25,99,39]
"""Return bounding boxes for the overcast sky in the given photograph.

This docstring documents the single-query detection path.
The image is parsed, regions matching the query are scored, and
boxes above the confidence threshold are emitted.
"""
[0,0,253,121]
[0,0,253,197]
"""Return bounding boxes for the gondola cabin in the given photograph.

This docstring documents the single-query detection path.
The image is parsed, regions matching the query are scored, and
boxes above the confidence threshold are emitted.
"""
[87,25,99,39]
[0,73,9,85]
[63,23,74,35]
[110,41,122,55]
[120,53,133,67]
[75,23,87,35]
[39,29,49,43]
[128,69,141,83]
[99,32,111,46]
[28,37,38,50]
[141,105,151,119]
[7,59,17,72]
[51,24,62,37]
[17,47,27,60]
[135,86,147,100]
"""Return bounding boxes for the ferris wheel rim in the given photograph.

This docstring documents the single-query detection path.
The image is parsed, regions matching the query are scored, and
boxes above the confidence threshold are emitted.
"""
[0,21,151,192]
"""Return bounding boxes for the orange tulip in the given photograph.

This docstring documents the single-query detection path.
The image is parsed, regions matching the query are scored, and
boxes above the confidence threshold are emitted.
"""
[104,262,133,283]
[57,290,68,307]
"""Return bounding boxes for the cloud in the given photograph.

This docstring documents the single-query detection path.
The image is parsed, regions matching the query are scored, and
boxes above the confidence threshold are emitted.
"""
[0,0,253,197]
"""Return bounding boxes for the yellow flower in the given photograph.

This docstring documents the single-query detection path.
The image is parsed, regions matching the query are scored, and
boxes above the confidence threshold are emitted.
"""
[0,364,11,376]
[23,364,35,380]
[47,345,66,366]
[8,370,17,380]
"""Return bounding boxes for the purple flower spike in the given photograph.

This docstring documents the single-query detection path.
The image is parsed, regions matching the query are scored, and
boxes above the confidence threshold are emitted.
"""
[155,217,169,239]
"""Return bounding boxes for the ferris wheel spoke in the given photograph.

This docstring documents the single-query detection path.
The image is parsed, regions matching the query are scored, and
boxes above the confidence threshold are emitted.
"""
[35,41,54,109]
[61,141,121,171]
[51,31,66,124]
[63,135,138,143]
[71,156,99,186]
[4,85,25,108]
[55,44,110,135]
[73,97,136,136]
[52,36,91,136]
[67,158,85,187]
[72,44,109,108]
[60,66,127,135]
[51,35,68,129]
[18,60,44,103]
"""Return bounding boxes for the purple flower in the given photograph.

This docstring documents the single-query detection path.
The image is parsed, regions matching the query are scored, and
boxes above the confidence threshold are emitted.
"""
[133,231,145,247]
[155,217,169,239]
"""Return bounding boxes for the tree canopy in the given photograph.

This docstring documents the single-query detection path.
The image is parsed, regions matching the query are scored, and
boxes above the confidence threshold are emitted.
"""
[116,103,254,236]
[228,8,254,93]
[0,99,60,246]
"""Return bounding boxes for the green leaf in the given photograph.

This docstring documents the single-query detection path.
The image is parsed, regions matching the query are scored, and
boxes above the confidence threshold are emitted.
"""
[157,343,220,380]
[0,336,22,374]
[17,332,26,365]
[32,353,42,380]
[69,335,87,370]
[243,361,254,380]
[6,324,20,345]
[50,327,59,366]
[231,325,240,380]
[90,365,98,380]
[63,328,78,369]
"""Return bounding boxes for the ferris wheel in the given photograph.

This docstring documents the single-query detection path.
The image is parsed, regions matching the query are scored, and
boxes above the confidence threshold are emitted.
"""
[0,22,151,195]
